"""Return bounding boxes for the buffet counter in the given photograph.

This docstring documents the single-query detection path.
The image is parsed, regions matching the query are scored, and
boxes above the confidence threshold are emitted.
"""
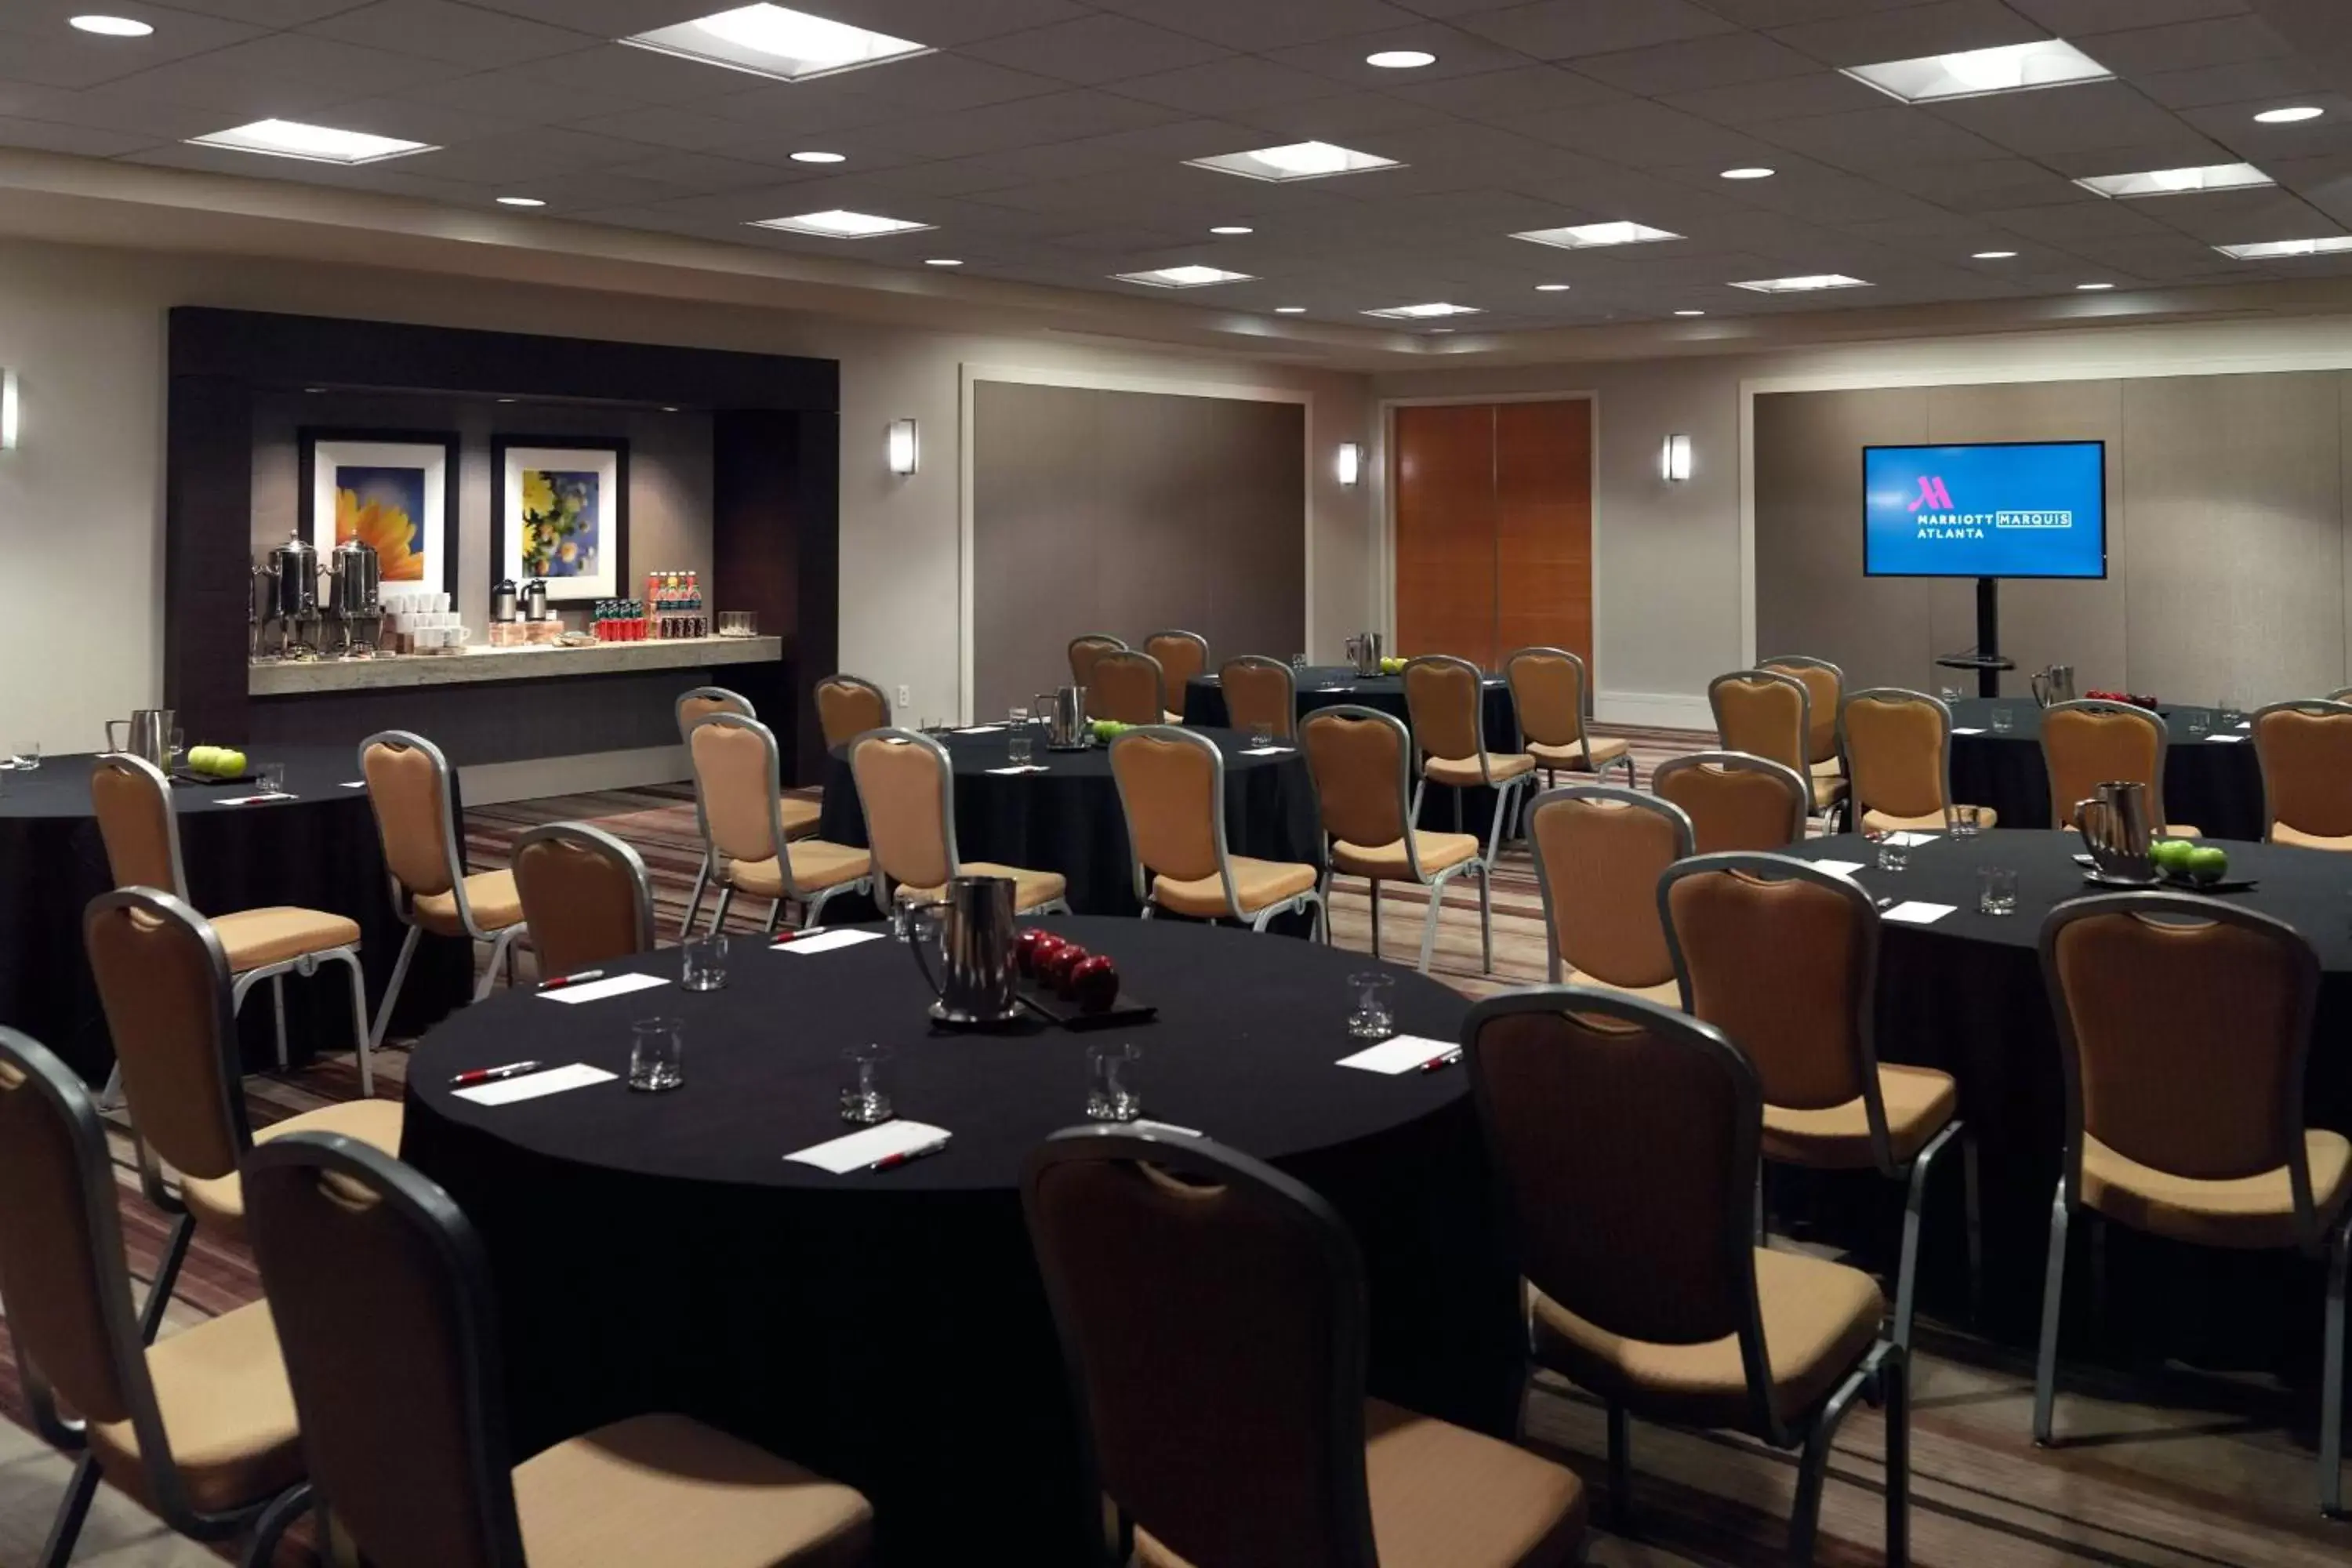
[247,634,782,696]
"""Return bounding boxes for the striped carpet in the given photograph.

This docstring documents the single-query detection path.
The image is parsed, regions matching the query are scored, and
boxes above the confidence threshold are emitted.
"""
[4,724,2346,1566]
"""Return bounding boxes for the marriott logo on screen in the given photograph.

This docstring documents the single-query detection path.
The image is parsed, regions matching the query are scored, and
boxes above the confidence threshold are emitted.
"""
[1904,474,2071,539]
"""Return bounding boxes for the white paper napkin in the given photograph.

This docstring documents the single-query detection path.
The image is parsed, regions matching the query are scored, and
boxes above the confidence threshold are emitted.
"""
[954,725,1004,735]
[786,1120,953,1174]
[339,780,367,789]
[539,972,670,1005]
[1882,901,1957,925]
[455,1063,617,1105]
[779,929,886,956]
[1240,745,1292,756]
[1883,831,1940,847]
[1811,859,1865,878]
[1950,727,1986,735]
[986,764,1048,775]
[1337,1033,1457,1075]
[2205,733,2245,744]
[215,793,297,806]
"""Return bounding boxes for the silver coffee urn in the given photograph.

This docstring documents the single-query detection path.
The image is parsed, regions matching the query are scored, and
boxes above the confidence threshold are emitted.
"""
[260,529,324,659]
[326,535,382,657]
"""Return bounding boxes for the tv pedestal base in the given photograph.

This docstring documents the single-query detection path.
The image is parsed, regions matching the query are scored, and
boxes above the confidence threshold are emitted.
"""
[1936,577,2014,699]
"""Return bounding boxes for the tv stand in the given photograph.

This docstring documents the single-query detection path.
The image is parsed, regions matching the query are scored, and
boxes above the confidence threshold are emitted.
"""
[1934,576,2014,699]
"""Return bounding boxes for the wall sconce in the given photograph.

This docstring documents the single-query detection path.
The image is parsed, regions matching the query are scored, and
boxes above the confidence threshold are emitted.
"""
[886,418,919,476]
[1335,441,1362,486]
[1659,433,1692,482]
[1,369,17,451]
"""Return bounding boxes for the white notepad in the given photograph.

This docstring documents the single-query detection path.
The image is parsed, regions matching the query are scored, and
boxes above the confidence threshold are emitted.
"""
[2205,733,2245,744]
[1882,901,1956,925]
[1240,746,1292,756]
[339,779,368,789]
[780,929,886,956]
[786,1120,953,1174]
[1882,831,1939,847]
[1950,727,1986,735]
[1337,1033,1457,1075]
[955,725,1004,735]
[454,1063,616,1105]
[1811,859,1865,878]
[538,972,670,1005]
[216,794,298,806]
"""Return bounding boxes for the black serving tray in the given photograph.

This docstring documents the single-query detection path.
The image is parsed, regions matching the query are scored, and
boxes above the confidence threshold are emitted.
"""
[2082,866,2258,894]
[1018,980,1157,1032]
[172,768,259,786]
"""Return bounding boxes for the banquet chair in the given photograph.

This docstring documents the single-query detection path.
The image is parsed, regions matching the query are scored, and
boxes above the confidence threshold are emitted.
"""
[1710,670,1846,828]
[815,673,892,749]
[1461,989,1908,1561]
[1660,854,1976,1352]
[1020,1123,1588,1568]
[1219,655,1297,740]
[1300,706,1490,975]
[678,687,819,938]
[84,887,404,1334]
[1652,752,1809,853]
[2042,699,2201,837]
[1089,649,1168,727]
[244,1131,875,1568]
[688,713,873,935]
[1143,630,1210,720]
[851,728,1070,914]
[1760,655,1846,793]
[2033,892,2349,1514]
[511,822,656,978]
[1108,726,1321,934]
[1840,688,1997,834]
[1404,654,1533,875]
[1069,633,1127,692]
[359,731,528,1046]
[89,752,371,1088]
[1526,786,1690,1006]
[1505,646,1633,789]
[2253,699,2352,849]
[0,1026,311,1568]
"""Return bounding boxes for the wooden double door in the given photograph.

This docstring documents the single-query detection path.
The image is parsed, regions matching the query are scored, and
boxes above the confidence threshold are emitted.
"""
[1392,399,1593,674]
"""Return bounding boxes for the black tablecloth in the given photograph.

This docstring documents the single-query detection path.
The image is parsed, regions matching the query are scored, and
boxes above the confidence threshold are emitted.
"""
[401,918,1508,1566]
[816,726,1322,920]
[0,746,472,1083]
[1944,697,2264,840]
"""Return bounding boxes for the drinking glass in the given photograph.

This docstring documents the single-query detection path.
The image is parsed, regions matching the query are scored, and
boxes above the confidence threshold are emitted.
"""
[169,727,186,766]
[1249,722,1275,750]
[1866,829,1909,873]
[1948,804,1984,838]
[1938,686,1962,704]
[918,716,939,735]
[1346,971,1397,1041]
[681,933,728,992]
[10,741,38,771]
[1290,653,1308,671]
[2219,696,2243,727]
[1085,1042,1143,1123]
[1989,707,2014,735]
[256,761,287,796]
[627,1018,685,1092]
[2187,709,2212,739]
[1976,866,2018,916]
[839,1043,894,1124]
[1007,732,1034,767]
[1008,706,1029,728]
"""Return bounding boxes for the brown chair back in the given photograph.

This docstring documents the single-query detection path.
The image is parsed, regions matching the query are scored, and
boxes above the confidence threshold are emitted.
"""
[1090,650,1167,726]
[1144,630,1210,692]
[1069,633,1127,691]
[851,729,957,894]
[83,888,250,1193]
[1840,688,1951,822]
[814,675,889,751]
[2253,699,2352,840]
[91,753,187,898]
[687,713,789,870]
[1526,786,1692,989]
[1652,752,1808,852]
[673,686,752,746]
[1403,655,1484,765]
[244,1133,528,1568]
[1219,656,1296,740]
[511,824,654,977]
[1708,670,1809,776]
[1506,646,1593,751]
[1299,707,1416,870]
[359,731,462,900]
[1760,656,1843,768]
[1109,728,1225,895]
[1022,1126,1377,1568]
[2042,700,2169,826]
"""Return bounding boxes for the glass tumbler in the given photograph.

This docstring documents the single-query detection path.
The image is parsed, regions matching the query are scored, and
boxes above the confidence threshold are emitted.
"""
[2219,696,2243,728]
[1948,804,1984,838]
[1007,731,1034,767]
[1085,1042,1143,1122]
[1977,866,2018,916]
[1867,829,1909,874]
[840,1043,894,1124]
[1250,722,1275,749]
[681,933,728,992]
[1346,972,1397,1041]
[11,741,38,771]
[628,1018,685,1092]
[2187,709,2212,739]
[256,761,287,796]
[1989,707,2014,735]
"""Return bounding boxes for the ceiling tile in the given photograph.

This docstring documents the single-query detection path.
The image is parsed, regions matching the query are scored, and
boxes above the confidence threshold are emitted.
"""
[955,15,1234,86]
[1384,64,1625,118]
[781,0,1094,47]
[1262,24,1536,89]
[1454,0,1741,60]
[2132,58,2332,110]
[1752,103,2009,169]
[299,1,597,65]
[1662,68,1889,123]
[0,114,158,156]
[1083,0,1426,53]
[855,87,1185,160]
[1504,98,1789,166]
[1564,31,1824,95]
[2007,0,2252,29]
[2074,17,2297,77]
[1930,80,2219,158]
[1766,0,2047,67]
[1109,56,1356,114]
[1230,91,1455,141]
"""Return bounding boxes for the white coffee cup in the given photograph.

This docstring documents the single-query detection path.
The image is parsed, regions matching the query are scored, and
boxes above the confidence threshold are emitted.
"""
[433,593,451,614]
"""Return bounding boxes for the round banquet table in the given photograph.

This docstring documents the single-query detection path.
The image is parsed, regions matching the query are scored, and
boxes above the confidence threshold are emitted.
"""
[1781,829,2352,1384]
[0,746,470,1084]
[400,918,1512,1566]
[815,725,1322,920]
[1944,696,2263,840]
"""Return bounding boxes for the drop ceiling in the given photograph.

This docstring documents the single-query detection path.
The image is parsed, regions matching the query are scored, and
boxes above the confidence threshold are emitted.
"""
[6,0,2352,336]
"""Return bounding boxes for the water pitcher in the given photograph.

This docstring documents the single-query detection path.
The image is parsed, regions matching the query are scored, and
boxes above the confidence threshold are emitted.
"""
[2074,780,2155,883]
[104,709,175,771]
[2031,664,2077,707]
[907,874,1023,1025]
[1043,685,1088,750]
[1345,631,1384,678]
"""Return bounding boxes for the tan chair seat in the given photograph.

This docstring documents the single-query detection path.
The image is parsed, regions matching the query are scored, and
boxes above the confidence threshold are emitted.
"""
[1811,774,1849,811]
[212,906,361,973]
[896,862,1068,913]
[2272,822,2352,851]
[1163,710,1185,724]
[89,1301,302,1517]
[1764,1064,1957,1171]
[1531,1247,1885,1431]
[181,1098,406,1245]
[514,1412,872,1568]
[1153,857,1317,919]
[1138,1398,1585,1568]
[779,795,822,840]
[1811,756,1843,779]
[2063,821,2202,839]
[1425,752,1537,788]
[1331,831,1480,881]
[1526,735,1630,770]
[1563,968,1682,1010]
[413,869,524,937]
[728,841,873,899]
[2080,1130,2352,1250]
[1859,805,1998,834]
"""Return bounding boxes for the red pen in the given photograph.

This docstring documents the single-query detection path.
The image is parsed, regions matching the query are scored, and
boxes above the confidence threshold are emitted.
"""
[867,1138,950,1171]
[1418,1050,1463,1074]
[449,1060,545,1088]
[537,969,604,991]
[769,932,799,949]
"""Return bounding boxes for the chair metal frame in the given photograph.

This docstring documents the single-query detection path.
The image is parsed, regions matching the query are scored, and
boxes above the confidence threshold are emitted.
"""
[1709,667,1842,830]
[689,711,874,935]
[0,1026,311,1568]
[1142,630,1210,702]
[93,752,371,1091]
[2251,697,2352,844]
[2038,698,2176,828]
[1301,705,1490,975]
[1650,750,1810,850]
[1067,633,1128,693]
[2031,891,2348,1515]
[1459,988,1908,1563]
[673,686,755,938]
[1838,687,1958,833]
[1505,645,1635,789]
[1088,648,1168,727]
[849,728,1071,916]
[1403,653,1530,876]
[511,822,657,974]
[1109,726,1322,935]
[1524,782,1693,988]
[1657,852,1979,1352]
[1217,654,1298,739]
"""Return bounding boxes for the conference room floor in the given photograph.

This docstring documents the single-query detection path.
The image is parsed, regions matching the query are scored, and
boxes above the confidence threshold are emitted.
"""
[4,725,2345,1567]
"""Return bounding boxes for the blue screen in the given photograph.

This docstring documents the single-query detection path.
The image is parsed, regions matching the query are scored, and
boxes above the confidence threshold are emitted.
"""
[1864,441,2106,579]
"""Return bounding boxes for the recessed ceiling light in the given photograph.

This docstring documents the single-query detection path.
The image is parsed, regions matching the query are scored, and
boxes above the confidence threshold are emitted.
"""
[70,15,152,36]
[789,150,846,164]
[1534,283,1570,292]
[2075,162,2270,198]
[304,387,326,394]
[2215,236,2352,259]
[1363,301,1480,319]
[1842,39,2110,103]
[496,196,546,207]
[750,208,931,238]
[1513,220,1682,250]
[1675,309,1706,317]
[1427,327,1455,334]
[661,406,680,413]
[1112,265,1254,289]
[622,4,927,83]
[1275,306,1306,313]
[2077,281,2115,291]
[1721,166,1774,180]
[1728,273,1870,293]
[1208,225,1253,235]
[1366,49,1436,69]
[496,397,516,404]
[924,256,962,266]
[2256,106,2324,125]
[1187,141,1399,183]
[1972,249,2018,259]
[187,119,434,165]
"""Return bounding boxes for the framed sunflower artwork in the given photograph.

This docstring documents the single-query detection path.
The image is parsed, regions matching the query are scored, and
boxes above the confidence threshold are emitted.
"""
[300,430,459,594]
[494,437,630,603]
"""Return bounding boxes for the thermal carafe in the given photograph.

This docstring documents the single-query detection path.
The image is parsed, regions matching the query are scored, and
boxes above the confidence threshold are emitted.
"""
[2031,665,2078,707]
[906,875,1023,1025]
[1044,686,1089,750]
[2074,780,2155,883]
[1347,631,1385,678]
[104,709,175,771]
[490,579,520,623]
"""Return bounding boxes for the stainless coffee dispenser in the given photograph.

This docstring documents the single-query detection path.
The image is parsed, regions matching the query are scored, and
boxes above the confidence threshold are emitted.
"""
[1346,631,1385,678]
[490,579,520,624]
[521,576,550,622]
[259,530,325,659]
[325,535,381,657]
[906,875,1023,1025]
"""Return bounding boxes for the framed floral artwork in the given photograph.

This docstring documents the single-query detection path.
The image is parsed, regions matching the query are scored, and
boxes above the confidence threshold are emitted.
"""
[495,437,630,602]
[300,430,459,593]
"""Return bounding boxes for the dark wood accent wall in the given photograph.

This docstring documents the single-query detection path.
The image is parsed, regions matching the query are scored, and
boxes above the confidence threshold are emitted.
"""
[715,408,841,782]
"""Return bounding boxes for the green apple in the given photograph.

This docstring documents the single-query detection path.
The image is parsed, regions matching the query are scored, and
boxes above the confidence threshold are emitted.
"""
[2151,839,2194,873]
[187,745,218,773]
[2187,845,2229,884]
[217,748,247,777]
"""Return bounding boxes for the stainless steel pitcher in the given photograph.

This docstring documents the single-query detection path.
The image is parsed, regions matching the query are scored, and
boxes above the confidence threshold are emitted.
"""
[1346,631,1384,678]
[104,709,175,771]
[2032,664,2077,707]
[1043,685,1089,750]
[907,874,1023,1025]
[2074,779,2155,883]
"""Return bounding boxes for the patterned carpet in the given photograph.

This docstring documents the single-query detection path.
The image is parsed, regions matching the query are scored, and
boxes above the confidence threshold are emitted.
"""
[5,724,2348,1566]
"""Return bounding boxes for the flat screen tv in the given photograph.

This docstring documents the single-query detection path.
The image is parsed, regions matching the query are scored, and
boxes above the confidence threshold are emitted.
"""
[1863,440,2107,579]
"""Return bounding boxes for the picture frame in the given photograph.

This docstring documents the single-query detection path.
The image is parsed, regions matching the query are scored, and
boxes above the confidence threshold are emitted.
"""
[299,429,459,596]
[495,437,630,603]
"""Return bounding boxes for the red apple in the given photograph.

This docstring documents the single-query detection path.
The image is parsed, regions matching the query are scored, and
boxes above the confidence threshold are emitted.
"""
[1068,954,1120,1014]
[1044,942,1091,995]
[1015,927,1058,978]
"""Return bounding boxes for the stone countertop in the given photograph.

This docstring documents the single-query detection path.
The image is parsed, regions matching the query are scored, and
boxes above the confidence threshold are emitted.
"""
[249,634,782,696]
